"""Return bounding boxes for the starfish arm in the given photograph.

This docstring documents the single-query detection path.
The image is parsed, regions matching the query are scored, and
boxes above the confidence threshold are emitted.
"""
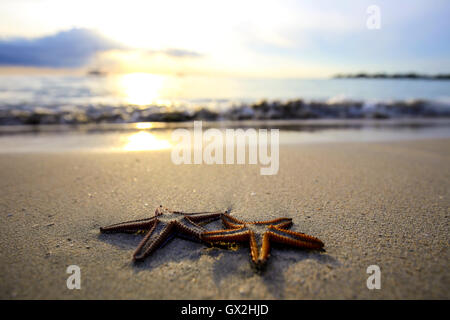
[272,220,292,229]
[221,214,245,229]
[250,231,270,267]
[100,217,156,234]
[254,217,293,228]
[249,231,271,266]
[178,210,225,216]
[133,221,175,261]
[260,232,271,263]
[175,217,208,240]
[249,231,259,264]
[184,212,223,225]
[268,226,324,249]
[201,227,249,242]
[274,225,324,246]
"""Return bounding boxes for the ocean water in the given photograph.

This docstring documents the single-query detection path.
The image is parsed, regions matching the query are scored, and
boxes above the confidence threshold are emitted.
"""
[0,73,449,125]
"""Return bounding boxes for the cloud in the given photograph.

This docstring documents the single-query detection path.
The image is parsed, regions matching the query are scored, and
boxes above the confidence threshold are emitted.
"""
[141,48,203,59]
[0,28,203,68]
[159,48,203,58]
[0,28,124,68]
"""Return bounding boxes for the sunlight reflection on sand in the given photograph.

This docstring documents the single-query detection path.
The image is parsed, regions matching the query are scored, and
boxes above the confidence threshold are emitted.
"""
[122,131,172,151]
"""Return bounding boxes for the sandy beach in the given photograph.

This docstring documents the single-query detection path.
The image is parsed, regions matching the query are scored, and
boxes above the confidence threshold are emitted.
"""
[0,137,449,299]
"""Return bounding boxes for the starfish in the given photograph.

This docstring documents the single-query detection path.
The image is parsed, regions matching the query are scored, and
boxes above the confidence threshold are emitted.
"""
[100,205,224,261]
[201,213,324,268]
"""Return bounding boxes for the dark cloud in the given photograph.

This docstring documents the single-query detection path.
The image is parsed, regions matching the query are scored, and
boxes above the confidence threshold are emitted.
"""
[0,28,203,68]
[0,28,124,68]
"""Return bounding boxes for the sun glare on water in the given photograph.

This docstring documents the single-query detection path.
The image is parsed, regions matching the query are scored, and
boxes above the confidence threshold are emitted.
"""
[119,73,166,106]
[135,122,153,130]
[123,131,171,151]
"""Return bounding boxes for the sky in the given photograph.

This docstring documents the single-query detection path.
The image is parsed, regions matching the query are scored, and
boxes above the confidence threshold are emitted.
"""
[0,0,449,78]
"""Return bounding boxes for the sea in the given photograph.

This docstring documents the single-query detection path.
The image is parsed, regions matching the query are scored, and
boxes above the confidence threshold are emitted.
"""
[0,73,449,151]
[0,73,449,124]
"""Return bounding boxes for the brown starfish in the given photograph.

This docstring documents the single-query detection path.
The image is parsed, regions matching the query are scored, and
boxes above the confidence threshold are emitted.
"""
[202,213,324,267]
[100,205,224,261]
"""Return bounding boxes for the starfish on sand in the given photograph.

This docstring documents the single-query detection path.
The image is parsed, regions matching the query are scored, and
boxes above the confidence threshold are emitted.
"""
[100,205,224,261]
[201,213,324,268]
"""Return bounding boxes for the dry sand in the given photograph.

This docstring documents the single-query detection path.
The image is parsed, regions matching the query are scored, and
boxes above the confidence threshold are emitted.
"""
[0,139,449,299]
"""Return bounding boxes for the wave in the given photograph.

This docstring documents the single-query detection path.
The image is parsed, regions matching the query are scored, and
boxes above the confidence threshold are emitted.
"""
[0,98,449,125]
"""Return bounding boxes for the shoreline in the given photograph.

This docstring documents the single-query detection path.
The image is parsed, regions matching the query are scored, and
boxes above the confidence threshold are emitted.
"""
[0,119,450,154]
[1,118,450,135]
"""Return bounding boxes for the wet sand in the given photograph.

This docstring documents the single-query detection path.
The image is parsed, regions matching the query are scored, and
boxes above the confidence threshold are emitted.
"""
[0,139,449,299]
